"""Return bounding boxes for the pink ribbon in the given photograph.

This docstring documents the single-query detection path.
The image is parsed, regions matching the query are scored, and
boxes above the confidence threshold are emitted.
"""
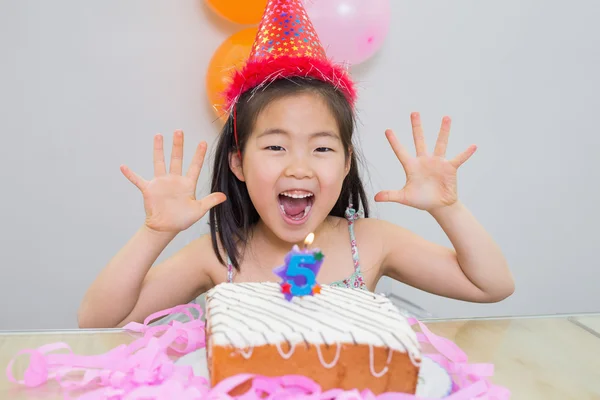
[6,304,510,399]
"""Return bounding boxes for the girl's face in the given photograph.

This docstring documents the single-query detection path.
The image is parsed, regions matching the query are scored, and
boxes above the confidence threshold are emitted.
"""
[231,92,350,245]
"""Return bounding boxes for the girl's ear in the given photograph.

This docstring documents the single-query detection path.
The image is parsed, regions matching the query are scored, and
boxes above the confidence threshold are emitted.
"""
[345,147,353,176]
[229,151,245,182]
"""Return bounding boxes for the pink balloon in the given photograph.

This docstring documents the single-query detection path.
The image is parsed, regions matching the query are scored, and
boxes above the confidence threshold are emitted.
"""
[304,0,391,65]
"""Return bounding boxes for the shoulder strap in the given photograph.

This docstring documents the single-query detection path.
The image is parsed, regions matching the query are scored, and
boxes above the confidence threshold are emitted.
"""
[344,206,362,273]
[226,256,234,283]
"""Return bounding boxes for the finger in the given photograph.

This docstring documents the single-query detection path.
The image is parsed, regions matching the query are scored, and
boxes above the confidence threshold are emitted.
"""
[433,116,452,157]
[169,130,184,175]
[120,164,147,190]
[186,141,207,181]
[450,144,478,168]
[385,129,411,169]
[374,190,408,205]
[153,134,166,177]
[194,192,227,218]
[411,112,427,156]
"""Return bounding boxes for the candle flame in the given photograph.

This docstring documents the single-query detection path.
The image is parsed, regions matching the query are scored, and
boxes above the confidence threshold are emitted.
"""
[304,233,315,247]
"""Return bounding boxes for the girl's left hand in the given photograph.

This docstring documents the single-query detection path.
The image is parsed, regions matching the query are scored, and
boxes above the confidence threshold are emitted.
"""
[375,112,477,212]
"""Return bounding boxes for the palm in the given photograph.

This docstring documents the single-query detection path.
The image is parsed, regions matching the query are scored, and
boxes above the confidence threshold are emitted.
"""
[142,175,200,232]
[375,113,477,212]
[120,131,226,233]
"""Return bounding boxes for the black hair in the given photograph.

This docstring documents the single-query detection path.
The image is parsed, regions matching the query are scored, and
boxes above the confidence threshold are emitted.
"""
[209,77,369,270]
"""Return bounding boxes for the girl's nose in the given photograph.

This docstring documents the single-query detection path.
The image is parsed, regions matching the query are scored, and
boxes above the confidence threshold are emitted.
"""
[284,154,314,179]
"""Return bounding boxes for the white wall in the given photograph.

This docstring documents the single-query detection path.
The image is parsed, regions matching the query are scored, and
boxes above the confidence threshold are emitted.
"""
[1,0,598,329]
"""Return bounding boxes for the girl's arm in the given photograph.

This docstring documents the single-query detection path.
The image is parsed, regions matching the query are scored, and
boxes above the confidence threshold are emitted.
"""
[78,132,226,328]
[428,201,513,300]
[77,226,174,328]
[370,204,513,303]
[78,231,216,328]
[372,113,514,302]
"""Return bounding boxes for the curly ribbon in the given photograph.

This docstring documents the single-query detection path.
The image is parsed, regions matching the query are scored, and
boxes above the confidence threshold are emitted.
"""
[6,304,510,399]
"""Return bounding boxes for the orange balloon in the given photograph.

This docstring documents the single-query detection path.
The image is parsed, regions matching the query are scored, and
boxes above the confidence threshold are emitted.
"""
[206,28,257,119]
[205,0,268,25]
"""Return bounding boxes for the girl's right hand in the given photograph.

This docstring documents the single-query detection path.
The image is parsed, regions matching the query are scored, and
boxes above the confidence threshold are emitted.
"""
[120,130,226,234]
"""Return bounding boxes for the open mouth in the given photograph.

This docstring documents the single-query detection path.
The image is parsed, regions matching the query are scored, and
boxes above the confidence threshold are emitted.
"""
[278,190,315,224]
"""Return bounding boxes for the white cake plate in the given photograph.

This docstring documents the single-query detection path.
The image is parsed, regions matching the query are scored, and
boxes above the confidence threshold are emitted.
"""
[175,349,453,398]
[415,356,453,398]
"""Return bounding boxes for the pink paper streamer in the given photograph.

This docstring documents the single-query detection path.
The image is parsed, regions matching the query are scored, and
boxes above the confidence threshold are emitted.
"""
[6,304,510,399]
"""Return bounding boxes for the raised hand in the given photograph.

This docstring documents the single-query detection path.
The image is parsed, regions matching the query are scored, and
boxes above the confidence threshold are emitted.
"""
[120,130,226,233]
[375,113,477,212]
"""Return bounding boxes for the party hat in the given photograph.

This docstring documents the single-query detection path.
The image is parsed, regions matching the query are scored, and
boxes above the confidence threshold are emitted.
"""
[223,0,357,111]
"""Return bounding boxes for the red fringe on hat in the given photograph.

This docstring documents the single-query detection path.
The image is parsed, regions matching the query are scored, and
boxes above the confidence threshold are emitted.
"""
[223,55,357,111]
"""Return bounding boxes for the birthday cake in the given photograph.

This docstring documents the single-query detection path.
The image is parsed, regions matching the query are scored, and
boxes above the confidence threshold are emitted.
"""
[205,282,422,394]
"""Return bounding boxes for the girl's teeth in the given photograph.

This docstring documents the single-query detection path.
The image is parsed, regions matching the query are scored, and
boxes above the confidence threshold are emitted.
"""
[303,204,311,216]
[281,192,313,199]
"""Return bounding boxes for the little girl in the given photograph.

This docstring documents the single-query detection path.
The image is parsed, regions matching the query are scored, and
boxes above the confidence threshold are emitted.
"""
[78,0,514,328]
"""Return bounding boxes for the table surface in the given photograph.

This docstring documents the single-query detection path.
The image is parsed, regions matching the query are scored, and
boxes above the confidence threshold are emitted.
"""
[1,313,599,400]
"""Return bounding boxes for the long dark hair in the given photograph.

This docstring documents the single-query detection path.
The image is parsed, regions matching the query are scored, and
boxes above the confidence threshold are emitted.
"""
[209,77,369,270]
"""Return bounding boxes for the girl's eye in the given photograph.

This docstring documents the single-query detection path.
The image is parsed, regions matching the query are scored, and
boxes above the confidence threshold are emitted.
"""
[266,145,285,151]
[315,147,333,153]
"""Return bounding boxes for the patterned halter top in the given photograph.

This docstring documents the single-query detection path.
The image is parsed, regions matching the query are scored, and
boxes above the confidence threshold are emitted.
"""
[226,207,368,290]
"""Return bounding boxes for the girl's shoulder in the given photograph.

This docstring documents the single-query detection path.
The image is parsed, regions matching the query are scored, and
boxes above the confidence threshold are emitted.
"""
[325,215,391,269]
[353,217,412,248]
[352,217,390,258]
[327,214,391,241]
[180,233,227,280]
[194,233,232,284]
[338,211,387,234]
[353,216,386,231]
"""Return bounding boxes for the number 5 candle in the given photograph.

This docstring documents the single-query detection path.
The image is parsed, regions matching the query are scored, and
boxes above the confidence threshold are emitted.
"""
[273,233,324,301]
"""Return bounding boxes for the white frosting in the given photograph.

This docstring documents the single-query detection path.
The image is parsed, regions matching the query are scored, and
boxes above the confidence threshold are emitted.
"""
[369,346,394,378]
[206,282,421,368]
[409,349,422,367]
[315,342,341,369]
[274,341,296,360]
[239,347,253,359]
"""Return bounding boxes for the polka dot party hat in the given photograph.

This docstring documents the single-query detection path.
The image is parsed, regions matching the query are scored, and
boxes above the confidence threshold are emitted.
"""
[223,0,357,112]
